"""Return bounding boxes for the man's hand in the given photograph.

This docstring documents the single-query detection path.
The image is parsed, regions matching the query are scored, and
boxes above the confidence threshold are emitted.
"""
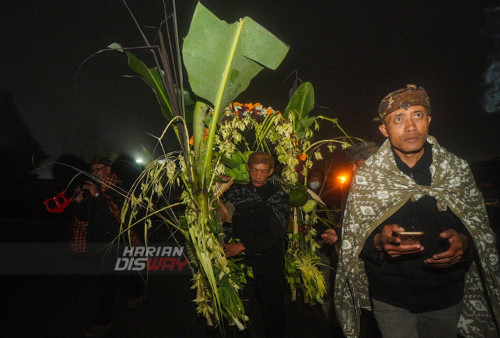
[82,180,99,196]
[217,200,233,223]
[224,243,245,258]
[73,186,84,203]
[375,224,424,258]
[424,229,468,268]
[321,229,338,245]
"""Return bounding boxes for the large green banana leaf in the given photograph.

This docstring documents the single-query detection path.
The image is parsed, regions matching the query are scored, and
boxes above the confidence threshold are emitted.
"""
[183,2,289,185]
[284,82,316,138]
[108,43,194,123]
[182,2,289,114]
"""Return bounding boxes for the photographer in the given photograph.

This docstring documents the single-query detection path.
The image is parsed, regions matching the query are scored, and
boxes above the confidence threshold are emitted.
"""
[74,156,144,337]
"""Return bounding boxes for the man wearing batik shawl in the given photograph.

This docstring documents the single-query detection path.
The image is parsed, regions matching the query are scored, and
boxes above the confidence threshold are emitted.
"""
[334,85,500,338]
[74,156,144,337]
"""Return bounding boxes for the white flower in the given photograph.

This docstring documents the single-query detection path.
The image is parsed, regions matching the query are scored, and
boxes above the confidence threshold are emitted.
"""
[313,151,323,160]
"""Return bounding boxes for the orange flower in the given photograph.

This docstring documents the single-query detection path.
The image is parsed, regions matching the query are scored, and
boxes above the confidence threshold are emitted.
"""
[297,153,307,161]
[244,102,255,110]
[189,136,194,145]
[267,108,273,115]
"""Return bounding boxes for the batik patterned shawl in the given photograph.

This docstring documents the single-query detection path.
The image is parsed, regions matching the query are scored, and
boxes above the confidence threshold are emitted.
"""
[334,136,500,338]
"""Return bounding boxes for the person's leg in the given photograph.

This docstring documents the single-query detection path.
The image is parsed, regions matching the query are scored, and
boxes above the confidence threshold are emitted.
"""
[95,274,115,325]
[317,246,334,320]
[360,308,382,338]
[255,274,286,338]
[86,274,115,336]
[120,274,145,297]
[416,302,461,338]
[233,277,257,337]
[372,299,418,338]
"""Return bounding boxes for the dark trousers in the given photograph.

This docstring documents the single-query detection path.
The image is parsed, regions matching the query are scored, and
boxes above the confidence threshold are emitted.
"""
[240,273,286,338]
[372,299,461,338]
[96,273,145,325]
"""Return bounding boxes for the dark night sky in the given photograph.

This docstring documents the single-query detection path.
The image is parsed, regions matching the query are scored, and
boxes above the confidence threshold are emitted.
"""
[2,0,500,178]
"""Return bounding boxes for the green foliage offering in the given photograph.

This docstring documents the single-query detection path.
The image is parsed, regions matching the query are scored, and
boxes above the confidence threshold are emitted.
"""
[109,1,356,332]
[113,2,292,332]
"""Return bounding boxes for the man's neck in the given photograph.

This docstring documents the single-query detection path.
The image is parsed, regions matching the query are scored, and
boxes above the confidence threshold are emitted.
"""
[392,147,425,168]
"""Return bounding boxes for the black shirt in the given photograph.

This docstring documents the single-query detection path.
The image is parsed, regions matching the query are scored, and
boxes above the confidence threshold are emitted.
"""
[226,182,289,275]
[361,142,472,312]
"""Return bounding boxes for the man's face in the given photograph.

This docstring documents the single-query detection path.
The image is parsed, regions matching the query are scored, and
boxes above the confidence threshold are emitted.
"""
[247,163,274,187]
[91,164,111,179]
[378,105,431,155]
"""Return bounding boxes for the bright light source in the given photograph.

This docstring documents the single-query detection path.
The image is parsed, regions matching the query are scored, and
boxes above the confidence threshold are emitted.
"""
[337,175,347,184]
[135,158,144,164]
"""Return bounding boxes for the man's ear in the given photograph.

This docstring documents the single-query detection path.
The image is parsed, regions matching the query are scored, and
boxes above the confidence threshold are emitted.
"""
[269,168,275,176]
[378,123,388,137]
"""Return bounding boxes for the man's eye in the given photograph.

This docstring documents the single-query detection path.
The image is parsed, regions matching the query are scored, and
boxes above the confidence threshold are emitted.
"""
[415,112,423,118]
[394,116,402,123]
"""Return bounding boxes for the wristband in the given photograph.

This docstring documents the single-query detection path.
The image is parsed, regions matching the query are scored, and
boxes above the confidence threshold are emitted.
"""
[93,192,100,198]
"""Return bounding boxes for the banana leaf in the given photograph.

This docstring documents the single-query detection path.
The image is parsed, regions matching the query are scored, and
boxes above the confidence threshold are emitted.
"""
[183,2,289,115]
[182,2,289,185]
[284,82,315,121]
[108,43,194,123]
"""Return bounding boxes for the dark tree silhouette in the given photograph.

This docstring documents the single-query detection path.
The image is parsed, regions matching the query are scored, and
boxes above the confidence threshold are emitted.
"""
[0,91,48,180]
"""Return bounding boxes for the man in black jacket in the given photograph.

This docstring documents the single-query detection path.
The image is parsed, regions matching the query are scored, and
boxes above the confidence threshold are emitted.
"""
[223,152,290,337]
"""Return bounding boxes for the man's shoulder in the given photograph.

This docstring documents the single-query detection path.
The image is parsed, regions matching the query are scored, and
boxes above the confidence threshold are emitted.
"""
[429,137,471,172]
[268,182,288,198]
[228,183,250,193]
[225,183,251,202]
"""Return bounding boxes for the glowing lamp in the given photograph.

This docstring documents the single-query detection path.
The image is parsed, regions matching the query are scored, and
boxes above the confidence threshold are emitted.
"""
[338,175,347,184]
